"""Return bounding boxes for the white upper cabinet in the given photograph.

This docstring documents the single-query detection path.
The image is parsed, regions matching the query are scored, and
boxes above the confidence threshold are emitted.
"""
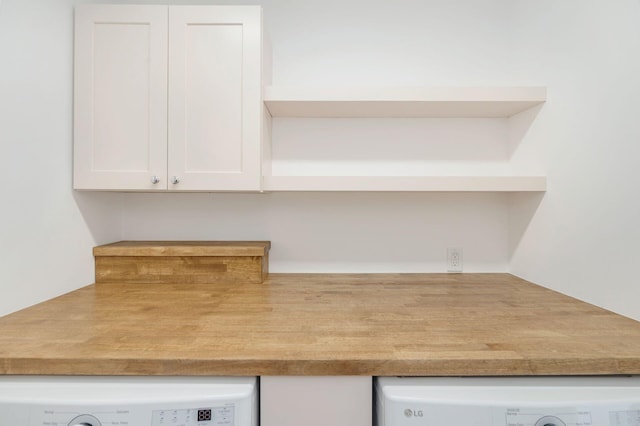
[74,5,264,191]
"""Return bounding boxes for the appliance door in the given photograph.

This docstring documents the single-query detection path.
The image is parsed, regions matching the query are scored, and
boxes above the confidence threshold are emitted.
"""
[0,376,257,426]
[376,376,640,426]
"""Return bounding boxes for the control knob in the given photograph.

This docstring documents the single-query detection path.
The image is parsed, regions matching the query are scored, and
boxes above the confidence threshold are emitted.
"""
[68,414,102,426]
[535,416,566,426]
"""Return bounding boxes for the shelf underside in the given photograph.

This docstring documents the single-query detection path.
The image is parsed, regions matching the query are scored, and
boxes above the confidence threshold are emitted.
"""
[262,176,547,192]
[264,86,547,118]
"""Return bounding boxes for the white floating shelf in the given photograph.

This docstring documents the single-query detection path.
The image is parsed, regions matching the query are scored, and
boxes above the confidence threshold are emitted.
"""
[262,176,547,192]
[264,86,547,118]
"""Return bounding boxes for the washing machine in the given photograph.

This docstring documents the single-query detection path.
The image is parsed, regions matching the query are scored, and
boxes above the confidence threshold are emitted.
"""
[376,376,640,426]
[0,376,257,425]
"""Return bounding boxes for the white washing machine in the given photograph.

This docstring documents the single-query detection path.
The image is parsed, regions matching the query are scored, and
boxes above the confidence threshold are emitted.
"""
[376,376,640,426]
[0,376,257,425]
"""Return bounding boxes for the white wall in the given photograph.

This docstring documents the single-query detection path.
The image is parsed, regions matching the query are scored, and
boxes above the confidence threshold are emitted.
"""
[122,192,509,273]
[508,0,640,320]
[0,0,122,316]
[115,0,517,274]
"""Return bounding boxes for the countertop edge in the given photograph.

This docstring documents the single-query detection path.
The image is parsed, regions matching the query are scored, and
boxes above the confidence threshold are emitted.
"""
[3,357,640,377]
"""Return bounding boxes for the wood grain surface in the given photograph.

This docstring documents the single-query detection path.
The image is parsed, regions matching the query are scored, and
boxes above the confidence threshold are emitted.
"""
[94,241,270,284]
[93,241,271,257]
[95,255,268,284]
[1,274,640,376]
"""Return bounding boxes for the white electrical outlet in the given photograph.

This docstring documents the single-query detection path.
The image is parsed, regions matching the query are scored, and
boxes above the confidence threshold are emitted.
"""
[447,248,463,273]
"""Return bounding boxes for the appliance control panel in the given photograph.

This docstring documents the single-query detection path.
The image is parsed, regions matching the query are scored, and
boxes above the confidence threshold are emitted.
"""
[504,408,591,426]
[503,406,640,426]
[393,405,640,426]
[152,406,235,425]
[27,403,235,426]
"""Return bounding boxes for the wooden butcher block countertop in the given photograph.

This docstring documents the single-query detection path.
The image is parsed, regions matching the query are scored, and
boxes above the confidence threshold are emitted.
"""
[1,273,640,376]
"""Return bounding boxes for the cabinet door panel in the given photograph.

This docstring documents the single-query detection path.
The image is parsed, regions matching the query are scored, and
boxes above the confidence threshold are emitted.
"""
[92,23,150,172]
[169,6,262,191]
[74,5,168,190]
[184,24,243,173]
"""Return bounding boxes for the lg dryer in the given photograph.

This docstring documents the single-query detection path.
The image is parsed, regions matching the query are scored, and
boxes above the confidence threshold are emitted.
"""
[376,376,640,426]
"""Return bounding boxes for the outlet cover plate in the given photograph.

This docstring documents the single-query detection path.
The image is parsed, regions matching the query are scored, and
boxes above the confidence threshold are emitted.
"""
[447,248,463,273]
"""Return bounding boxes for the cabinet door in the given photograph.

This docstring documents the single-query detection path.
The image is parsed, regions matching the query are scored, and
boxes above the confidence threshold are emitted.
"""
[74,5,168,190]
[168,6,262,191]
